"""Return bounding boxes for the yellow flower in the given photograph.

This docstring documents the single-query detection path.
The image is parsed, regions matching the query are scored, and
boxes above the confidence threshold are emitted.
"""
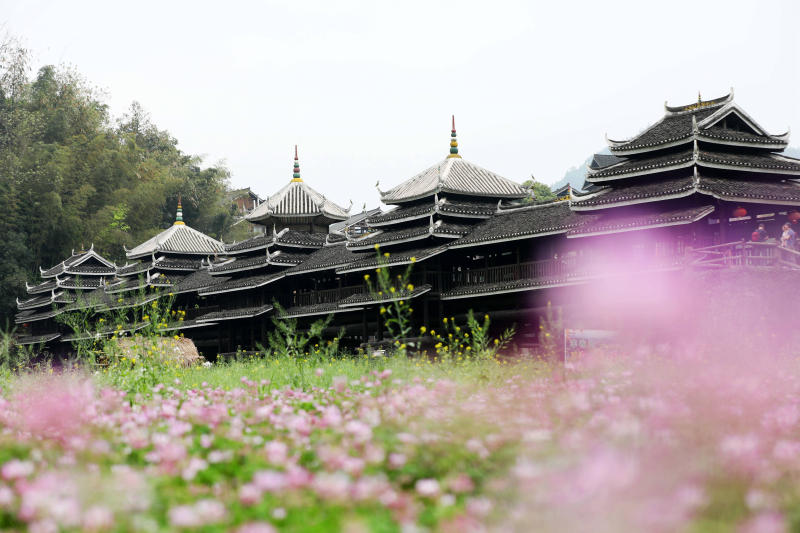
[380,307,386,314]
[494,339,499,345]
[410,256,416,263]
[420,326,427,333]
[407,284,414,291]
[376,268,381,273]
[374,244,380,250]
[363,274,370,281]
[383,252,390,258]
[389,287,396,293]
[143,315,149,321]
[443,317,448,323]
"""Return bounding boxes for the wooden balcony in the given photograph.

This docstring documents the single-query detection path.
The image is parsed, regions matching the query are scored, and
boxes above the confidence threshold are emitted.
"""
[290,285,366,307]
[690,241,800,270]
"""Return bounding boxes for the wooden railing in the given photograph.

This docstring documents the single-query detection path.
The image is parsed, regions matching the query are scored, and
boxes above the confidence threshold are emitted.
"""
[690,241,800,270]
[442,256,585,291]
[291,285,365,307]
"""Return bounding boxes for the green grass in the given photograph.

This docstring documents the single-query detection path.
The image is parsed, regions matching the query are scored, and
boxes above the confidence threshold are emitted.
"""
[94,352,547,395]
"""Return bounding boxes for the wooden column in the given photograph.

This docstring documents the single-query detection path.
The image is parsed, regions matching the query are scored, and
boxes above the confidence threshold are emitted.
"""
[718,201,728,243]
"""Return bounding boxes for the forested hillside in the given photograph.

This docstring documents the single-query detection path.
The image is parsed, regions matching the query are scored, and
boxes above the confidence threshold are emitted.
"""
[0,38,237,324]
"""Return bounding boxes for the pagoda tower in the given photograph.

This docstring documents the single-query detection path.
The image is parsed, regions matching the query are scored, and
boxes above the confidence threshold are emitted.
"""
[569,90,800,242]
[14,246,116,346]
[189,147,351,353]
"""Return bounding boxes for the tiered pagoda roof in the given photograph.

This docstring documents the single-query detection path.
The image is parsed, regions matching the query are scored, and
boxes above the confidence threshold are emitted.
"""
[15,247,117,343]
[124,199,224,260]
[570,90,800,236]
[246,146,350,227]
[347,117,528,257]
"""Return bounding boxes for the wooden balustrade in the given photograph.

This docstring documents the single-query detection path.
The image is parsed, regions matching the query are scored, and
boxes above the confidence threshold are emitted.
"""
[690,241,800,270]
[292,285,365,307]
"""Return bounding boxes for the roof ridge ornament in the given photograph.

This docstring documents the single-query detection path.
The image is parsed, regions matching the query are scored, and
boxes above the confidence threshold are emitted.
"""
[447,115,461,159]
[292,145,303,182]
[692,114,699,134]
[174,195,185,226]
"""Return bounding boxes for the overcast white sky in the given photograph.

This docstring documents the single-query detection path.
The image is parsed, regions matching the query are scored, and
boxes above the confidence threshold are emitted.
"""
[3,0,799,211]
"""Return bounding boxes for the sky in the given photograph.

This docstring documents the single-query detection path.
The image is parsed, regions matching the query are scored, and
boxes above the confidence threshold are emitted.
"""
[3,0,799,212]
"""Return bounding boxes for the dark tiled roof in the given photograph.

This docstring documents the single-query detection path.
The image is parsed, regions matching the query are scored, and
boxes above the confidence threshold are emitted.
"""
[125,224,224,259]
[101,293,161,311]
[697,177,800,204]
[53,293,76,304]
[381,158,528,203]
[441,276,587,300]
[451,202,589,248]
[277,230,328,248]
[149,273,186,287]
[348,221,467,250]
[116,262,152,277]
[268,251,309,266]
[285,244,359,275]
[198,272,285,296]
[26,280,57,294]
[567,205,714,238]
[571,176,695,209]
[40,249,116,278]
[105,277,148,294]
[173,270,226,294]
[347,224,431,249]
[16,332,61,345]
[17,295,55,310]
[339,284,431,307]
[246,180,349,223]
[608,108,718,153]
[336,244,447,273]
[15,309,56,324]
[433,222,472,237]
[212,255,269,273]
[278,302,349,318]
[157,319,217,332]
[589,148,694,180]
[57,277,104,289]
[210,252,307,273]
[701,125,788,145]
[61,288,112,312]
[367,203,435,226]
[224,234,271,253]
[438,198,499,218]
[196,304,273,322]
[153,257,201,271]
[590,153,624,170]
[65,264,116,275]
[698,150,800,173]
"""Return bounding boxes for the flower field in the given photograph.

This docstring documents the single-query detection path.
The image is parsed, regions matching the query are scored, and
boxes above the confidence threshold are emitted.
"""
[0,349,799,532]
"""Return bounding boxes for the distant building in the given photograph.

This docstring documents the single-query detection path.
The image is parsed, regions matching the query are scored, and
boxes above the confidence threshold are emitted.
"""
[228,188,262,215]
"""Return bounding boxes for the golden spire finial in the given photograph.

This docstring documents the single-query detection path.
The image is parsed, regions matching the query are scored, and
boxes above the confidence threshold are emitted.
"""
[447,115,461,159]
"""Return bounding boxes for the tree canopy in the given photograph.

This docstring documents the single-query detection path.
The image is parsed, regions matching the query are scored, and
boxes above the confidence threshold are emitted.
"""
[0,36,237,323]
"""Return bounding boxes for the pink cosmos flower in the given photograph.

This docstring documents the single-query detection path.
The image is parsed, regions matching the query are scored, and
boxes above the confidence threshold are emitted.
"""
[2,459,34,480]
[82,506,114,531]
[236,522,277,533]
[415,479,440,498]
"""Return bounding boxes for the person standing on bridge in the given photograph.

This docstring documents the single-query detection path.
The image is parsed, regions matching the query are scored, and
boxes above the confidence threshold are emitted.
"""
[751,222,769,242]
[780,222,796,250]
